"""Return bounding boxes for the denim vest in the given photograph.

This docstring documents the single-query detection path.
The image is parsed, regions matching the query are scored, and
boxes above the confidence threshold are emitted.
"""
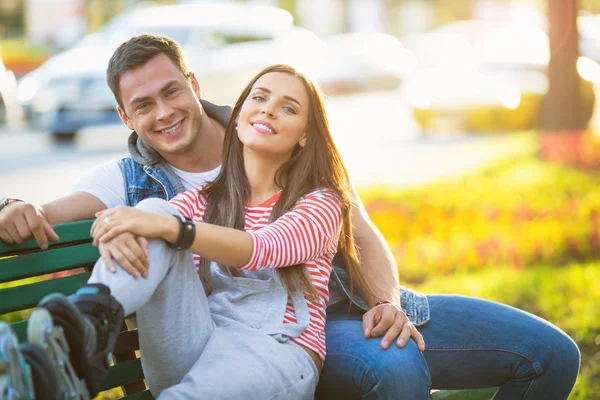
[117,101,430,325]
[118,157,184,206]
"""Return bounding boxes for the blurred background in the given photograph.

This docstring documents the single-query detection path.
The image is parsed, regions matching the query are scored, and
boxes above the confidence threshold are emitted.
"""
[0,0,599,398]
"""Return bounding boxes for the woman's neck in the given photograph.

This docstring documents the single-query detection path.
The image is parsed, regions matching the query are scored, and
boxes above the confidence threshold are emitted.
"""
[244,150,285,206]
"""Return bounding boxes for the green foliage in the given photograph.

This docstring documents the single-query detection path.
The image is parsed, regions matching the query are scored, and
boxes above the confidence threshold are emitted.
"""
[359,155,600,283]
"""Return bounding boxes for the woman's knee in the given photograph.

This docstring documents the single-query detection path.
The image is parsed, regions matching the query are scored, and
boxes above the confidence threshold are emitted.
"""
[136,197,177,215]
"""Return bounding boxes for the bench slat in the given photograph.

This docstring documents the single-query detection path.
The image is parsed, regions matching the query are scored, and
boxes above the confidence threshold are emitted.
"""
[101,358,146,392]
[0,243,98,283]
[0,272,91,314]
[0,219,94,256]
[122,390,154,400]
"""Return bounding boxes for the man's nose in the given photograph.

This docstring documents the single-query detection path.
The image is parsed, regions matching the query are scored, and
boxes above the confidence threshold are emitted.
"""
[156,101,174,120]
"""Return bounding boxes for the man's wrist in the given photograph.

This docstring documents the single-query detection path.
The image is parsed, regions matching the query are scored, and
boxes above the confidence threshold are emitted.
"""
[0,197,24,213]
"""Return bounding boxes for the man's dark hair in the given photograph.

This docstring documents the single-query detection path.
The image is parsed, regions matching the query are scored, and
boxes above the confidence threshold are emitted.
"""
[107,34,189,110]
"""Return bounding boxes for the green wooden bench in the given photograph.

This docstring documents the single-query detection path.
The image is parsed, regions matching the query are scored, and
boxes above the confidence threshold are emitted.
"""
[0,219,498,400]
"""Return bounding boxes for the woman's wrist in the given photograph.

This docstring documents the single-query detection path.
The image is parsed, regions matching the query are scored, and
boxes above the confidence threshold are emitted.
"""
[160,215,180,243]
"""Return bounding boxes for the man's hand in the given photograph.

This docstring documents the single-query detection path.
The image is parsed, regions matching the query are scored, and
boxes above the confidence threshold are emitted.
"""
[363,303,426,352]
[0,202,59,249]
[99,232,149,279]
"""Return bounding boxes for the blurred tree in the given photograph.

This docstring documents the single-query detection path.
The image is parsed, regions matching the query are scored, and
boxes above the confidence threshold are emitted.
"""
[537,0,595,167]
[539,0,585,131]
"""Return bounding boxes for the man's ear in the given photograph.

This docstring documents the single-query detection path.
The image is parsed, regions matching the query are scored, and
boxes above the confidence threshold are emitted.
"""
[117,105,134,131]
[189,71,202,100]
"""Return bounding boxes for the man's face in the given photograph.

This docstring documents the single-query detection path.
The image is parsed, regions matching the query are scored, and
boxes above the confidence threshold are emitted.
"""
[117,53,203,158]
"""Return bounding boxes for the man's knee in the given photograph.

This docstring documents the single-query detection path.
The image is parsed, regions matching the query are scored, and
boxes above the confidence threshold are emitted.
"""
[136,198,178,215]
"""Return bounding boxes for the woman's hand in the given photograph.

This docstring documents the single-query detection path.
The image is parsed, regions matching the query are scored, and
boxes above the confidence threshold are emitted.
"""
[362,302,426,352]
[92,206,170,244]
[99,232,149,278]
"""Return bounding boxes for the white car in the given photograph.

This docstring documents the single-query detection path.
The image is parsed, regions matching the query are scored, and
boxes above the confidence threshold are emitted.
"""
[0,56,23,128]
[317,33,416,95]
[402,24,551,133]
[18,2,326,142]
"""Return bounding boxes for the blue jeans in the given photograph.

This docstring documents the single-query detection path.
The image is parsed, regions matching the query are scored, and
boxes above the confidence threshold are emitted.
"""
[316,295,580,399]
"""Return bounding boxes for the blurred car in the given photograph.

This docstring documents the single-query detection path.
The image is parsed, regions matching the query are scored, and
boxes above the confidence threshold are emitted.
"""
[403,21,597,134]
[18,2,326,142]
[0,56,23,127]
[402,23,551,133]
[316,33,416,95]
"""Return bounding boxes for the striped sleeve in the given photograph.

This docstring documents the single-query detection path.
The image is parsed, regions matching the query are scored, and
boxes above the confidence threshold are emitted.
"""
[241,189,342,271]
[169,186,207,219]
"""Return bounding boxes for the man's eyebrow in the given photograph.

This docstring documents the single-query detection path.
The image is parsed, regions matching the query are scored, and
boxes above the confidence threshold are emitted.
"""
[129,80,180,105]
[253,86,302,108]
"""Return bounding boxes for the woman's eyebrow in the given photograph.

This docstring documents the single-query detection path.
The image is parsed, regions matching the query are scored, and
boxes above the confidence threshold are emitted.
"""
[253,86,302,108]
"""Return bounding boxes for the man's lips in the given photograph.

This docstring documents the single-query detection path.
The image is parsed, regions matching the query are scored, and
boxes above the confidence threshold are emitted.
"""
[251,120,277,135]
[156,119,184,136]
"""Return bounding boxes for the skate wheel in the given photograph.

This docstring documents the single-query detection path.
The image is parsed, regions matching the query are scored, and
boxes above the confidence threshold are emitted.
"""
[20,343,60,400]
[27,308,54,350]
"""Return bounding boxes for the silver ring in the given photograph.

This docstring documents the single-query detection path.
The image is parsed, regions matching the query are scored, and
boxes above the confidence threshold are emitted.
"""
[103,217,109,224]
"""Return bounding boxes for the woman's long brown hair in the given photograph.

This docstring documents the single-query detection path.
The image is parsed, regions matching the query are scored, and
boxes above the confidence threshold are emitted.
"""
[199,64,373,299]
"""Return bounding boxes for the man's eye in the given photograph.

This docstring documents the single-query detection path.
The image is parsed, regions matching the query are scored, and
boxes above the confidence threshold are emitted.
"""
[168,89,178,96]
[137,103,149,111]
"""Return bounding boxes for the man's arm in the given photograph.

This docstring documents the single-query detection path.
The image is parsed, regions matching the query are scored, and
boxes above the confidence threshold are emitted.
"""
[0,192,107,248]
[350,186,400,306]
[350,188,426,352]
[43,192,108,225]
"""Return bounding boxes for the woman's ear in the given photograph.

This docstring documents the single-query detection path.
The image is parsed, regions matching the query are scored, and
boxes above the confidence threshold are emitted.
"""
[299,134,307,148]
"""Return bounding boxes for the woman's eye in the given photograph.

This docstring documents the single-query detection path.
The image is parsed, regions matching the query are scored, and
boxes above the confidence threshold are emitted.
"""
[252,95,265,102]
[283,106,297,114]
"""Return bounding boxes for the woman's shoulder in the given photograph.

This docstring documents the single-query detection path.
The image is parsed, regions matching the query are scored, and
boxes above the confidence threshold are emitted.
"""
[171,184,210,206]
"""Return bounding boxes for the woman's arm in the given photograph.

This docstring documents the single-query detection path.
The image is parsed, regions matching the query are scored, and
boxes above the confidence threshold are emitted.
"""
[93,191,342,270]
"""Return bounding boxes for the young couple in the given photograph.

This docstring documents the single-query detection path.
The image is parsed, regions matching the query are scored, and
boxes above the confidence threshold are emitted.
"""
[0,34,580,399]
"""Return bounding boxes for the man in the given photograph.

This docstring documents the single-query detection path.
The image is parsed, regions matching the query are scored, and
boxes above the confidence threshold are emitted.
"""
[0,34,580,399]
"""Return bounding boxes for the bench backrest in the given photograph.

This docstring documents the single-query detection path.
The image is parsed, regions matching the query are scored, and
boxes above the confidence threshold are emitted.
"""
[0,219,152,399]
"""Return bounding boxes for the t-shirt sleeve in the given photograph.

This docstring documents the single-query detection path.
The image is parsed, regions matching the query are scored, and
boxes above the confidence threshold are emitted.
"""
[73,160,126,209]
[241,190,342,271]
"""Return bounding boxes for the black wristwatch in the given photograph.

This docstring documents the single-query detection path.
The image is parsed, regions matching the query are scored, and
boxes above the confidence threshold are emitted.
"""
[0,197,24,213]
[167,215,196,250]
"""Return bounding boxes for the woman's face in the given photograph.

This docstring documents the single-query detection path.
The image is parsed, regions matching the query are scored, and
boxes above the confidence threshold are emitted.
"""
[236,72,310,160]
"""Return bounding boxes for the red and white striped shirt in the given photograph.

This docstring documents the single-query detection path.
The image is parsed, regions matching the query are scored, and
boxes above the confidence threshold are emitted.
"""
[170,187,342,362]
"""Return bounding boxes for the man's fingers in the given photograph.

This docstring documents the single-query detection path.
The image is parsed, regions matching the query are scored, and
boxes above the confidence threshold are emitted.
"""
[380,317,405,350]
[410,327,426,352]
[24,211,50,250]
[370,310,394,337]
[395,323,413,349]
[362,309,377,338]
[136,236,149,252]
[119,242,148,278]
[43,220,59,242]
[0,229,14,244]
[110,247,141,278]
[99,245,117,273]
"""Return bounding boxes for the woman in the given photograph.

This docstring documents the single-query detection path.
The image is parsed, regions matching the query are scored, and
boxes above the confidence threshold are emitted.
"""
[85,64,375,399]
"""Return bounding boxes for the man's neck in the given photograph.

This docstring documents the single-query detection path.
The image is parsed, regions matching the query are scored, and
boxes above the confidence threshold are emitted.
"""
[163,114,225,173]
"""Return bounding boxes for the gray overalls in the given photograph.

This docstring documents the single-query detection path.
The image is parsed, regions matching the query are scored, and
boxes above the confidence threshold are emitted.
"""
[88,198,318,399]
